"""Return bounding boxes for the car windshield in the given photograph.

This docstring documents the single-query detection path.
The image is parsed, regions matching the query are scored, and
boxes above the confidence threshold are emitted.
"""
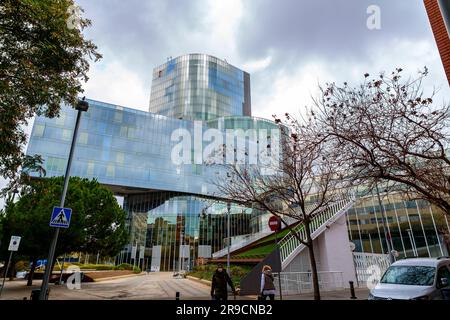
[380,266,435,286]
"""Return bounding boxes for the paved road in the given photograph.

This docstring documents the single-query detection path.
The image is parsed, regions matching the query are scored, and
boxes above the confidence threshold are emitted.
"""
[0,272,369,300]
[0,272,212,300]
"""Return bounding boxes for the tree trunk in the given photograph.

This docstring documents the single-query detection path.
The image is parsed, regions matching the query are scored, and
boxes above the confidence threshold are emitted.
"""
[27,257,37,286]
[8,258,15,281]
[305,222,321,300]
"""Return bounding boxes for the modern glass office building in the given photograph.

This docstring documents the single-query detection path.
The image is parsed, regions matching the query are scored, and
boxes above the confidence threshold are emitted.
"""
[27,54,277,271]
[149,54,251,121]
[347,191,450,259]
[27,53,450,272]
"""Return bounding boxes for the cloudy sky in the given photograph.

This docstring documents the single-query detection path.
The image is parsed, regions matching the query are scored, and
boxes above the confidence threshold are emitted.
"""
[76,0,449,119]
[0,0,449,209]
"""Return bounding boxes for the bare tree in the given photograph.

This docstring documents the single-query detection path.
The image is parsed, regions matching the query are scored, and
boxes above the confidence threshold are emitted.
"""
[212,115,349,300]
[314,67,450,216]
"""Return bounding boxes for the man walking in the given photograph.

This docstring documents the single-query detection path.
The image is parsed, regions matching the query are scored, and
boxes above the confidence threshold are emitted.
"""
[211,263,235,301]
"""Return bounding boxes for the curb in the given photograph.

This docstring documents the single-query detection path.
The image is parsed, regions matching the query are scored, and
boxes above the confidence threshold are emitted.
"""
[186,276,212,287]
[92,272,146,282]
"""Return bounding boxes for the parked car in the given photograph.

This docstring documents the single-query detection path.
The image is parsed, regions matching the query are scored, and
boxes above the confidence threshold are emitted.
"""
[369,257,450,300]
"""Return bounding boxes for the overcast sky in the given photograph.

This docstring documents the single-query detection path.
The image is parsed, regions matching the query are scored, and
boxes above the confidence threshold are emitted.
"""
[77,0,449,119]
[1,0,449,210]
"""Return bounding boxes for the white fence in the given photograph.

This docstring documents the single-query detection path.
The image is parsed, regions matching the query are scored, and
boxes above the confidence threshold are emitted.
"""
[275,271,344,295]
[353,252,390,285]
[279,194,356,268]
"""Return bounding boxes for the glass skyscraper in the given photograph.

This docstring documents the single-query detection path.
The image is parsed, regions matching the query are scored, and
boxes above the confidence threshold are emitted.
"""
[27,54,275,271]
[149,54,251,121]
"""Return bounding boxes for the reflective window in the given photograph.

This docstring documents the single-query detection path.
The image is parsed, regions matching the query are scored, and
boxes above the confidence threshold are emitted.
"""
[78,132,88,144]
[62,129,72,141]
[33,124,45,137]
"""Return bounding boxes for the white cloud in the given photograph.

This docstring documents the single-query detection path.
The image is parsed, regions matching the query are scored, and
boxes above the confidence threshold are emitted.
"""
[203,0,243,59]
[82,60,149,111]
[242,55,273,74]
[251,38,449,121]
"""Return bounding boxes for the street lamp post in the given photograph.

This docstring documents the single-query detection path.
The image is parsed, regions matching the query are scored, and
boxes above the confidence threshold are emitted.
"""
[375,181,395,264]
[226,202,231,274]
[39,98,89,300]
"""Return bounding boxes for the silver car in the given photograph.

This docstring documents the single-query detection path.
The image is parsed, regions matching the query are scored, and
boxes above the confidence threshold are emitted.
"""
[368,257,450,300]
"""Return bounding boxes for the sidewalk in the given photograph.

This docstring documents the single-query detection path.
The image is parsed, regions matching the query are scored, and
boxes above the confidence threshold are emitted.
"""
[280,288,369,300]
[0,277,369,300]
[186,275,369,300]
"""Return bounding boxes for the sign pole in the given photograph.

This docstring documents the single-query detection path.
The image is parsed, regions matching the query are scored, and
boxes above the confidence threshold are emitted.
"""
[0,235,22,297]
[275,222,282,300]
[40,100,88,300]
[227,202,231,275]
[0,251,13,297]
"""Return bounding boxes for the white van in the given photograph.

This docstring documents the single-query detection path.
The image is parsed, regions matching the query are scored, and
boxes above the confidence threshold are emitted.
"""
[369,257,450,300]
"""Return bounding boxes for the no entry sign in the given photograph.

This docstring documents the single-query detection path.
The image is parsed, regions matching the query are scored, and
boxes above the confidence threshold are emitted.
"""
[268,216,281,231]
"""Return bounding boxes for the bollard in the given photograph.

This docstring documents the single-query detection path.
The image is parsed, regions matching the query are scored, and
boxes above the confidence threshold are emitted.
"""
[349,281,357,299]
[176,291,180,300]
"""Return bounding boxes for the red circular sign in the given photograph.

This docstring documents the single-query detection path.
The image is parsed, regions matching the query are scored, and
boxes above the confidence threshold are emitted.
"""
[268,216,281,231]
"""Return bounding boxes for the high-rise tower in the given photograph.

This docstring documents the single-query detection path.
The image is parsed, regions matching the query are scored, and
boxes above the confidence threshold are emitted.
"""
[149,54,251,121]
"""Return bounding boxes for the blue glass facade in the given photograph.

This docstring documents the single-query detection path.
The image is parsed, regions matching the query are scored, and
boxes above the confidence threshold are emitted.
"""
[149,54,251,121]
[27,54,278,271]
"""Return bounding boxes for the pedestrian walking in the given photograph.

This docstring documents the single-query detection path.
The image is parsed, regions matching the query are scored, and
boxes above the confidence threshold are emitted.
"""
[260,265,276,300]
[211,263,235,301]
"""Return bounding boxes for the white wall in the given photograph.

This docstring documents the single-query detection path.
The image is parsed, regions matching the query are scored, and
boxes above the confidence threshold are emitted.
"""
[283,215,356,288]
[316,215,357,287]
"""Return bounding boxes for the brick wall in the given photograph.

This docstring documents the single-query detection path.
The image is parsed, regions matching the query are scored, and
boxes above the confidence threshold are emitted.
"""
[424,0,450,85]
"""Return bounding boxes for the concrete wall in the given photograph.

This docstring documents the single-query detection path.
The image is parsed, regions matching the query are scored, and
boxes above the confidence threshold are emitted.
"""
[316,215,357,287]
[283,215,356,288]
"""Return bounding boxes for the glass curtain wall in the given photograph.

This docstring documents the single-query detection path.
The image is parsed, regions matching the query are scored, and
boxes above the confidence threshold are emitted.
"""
[123,192,260,271]
[149,54,250,121]
[347,192,450,259]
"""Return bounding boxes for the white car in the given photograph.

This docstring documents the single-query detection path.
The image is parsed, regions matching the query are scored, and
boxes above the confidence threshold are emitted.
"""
[369,257,450,300]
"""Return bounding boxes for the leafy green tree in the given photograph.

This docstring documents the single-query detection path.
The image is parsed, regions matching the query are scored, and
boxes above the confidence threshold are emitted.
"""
[0,177,128,285]
[0,0,101,180]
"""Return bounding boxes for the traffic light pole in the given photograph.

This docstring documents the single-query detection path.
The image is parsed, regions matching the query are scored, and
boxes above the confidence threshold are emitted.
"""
[39,103,86,300]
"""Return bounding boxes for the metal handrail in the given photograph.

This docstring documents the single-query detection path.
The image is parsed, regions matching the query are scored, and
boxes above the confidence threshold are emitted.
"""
[278,194,356,266]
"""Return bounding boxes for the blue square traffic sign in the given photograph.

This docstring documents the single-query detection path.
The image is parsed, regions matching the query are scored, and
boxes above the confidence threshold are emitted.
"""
[50,207,72,228]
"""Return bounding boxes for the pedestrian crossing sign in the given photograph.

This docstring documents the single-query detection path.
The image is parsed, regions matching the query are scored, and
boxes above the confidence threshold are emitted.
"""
[50,207,72,228]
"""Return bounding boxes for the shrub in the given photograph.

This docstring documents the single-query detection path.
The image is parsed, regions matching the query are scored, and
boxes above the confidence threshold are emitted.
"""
[15,260,30,272]
[94,265,115,271]
[133,266,141,273]
[114,263,134,271]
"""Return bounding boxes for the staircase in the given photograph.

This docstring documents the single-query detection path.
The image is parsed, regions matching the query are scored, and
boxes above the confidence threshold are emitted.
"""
[279,193,356,269]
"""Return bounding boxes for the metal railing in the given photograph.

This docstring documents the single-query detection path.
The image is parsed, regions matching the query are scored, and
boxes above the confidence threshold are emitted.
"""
[275,271,345,295]
[212,214,301,259]
[353,252,390,285]
[212,231,272,258]
[278,194,356,268]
